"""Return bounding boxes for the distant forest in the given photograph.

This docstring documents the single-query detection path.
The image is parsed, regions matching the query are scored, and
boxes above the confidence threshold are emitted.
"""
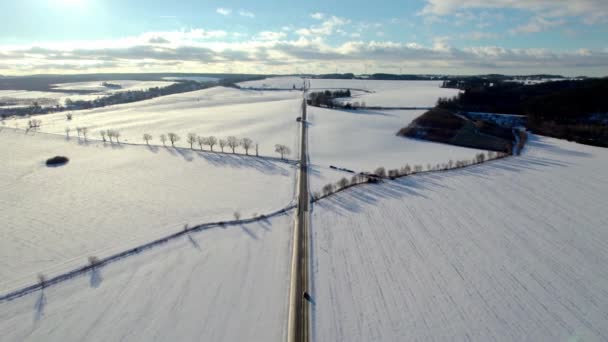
[436,78,608,147]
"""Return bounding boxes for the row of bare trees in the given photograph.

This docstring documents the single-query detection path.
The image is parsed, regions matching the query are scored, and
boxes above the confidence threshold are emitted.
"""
[64,126,122,143]
[60,127,292,160]
[144,132,292,159]
[314,150,509,200]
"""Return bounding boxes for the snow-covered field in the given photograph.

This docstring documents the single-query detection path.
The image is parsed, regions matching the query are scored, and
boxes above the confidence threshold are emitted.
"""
[0,90,98,108]
[307,106,483,191]
[312,135,608,341]
[0,212,293,342]
[163,76,218,83]
[0,129,295,293]
[51,80,175,93]
[239,77,459,107]
[238,76,304,89]
[310,79,459,108]
[8,87,302,157]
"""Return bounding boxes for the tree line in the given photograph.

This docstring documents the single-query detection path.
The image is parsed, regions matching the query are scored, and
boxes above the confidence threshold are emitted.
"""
[313,150,509,200]
[436,78,608,147]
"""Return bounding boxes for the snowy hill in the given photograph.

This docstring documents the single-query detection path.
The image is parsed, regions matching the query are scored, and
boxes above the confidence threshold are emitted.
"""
[8,87,302,157]
[0,129,295,293]
[0,213,293,342]
[311,135,608,341]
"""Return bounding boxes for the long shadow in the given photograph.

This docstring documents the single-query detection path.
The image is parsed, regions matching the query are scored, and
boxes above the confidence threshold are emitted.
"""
[187,233,201,250]
[90,267,103,288]
[146,144,159,154]
[196,152,291,176]
[527,137,593,158]
[33,291,46,322]
[325,107,397,117]
[239,224,258,240]
[174,147,194,162]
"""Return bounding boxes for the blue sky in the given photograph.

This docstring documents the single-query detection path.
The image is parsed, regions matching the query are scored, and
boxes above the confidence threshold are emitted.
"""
[1,0,607,75]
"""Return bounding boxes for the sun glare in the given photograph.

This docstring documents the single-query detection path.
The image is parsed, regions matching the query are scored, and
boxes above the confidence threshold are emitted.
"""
[54,0,85,7]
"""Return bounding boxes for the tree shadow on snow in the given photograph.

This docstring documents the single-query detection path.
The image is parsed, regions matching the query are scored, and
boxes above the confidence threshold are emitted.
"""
[90,267,103,288]
[526,135,593,158]
[146,144,160,154]
[187,233,201,250]
[196,152,291,176]
[239,224,258,240]
[33,290,46,323]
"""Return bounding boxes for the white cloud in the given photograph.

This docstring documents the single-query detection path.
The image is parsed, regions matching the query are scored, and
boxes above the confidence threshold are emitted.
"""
[420,0,608,24]
[255,31,286,41]
[239,10,255,18]
[296,16,350,37]
[461,31,499,40]
[510,16,565,34]
[1,28,607,76]
[216,8,232,16]
[311,12,325,20]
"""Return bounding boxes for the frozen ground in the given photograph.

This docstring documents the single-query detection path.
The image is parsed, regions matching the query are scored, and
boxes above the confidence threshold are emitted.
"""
[0,90,98,108]
[8,86,302,157]
[312,135,608,341]
[0,129,295,293]
[310,79,459,108]
[307,106,483,191]
[0,212,292,342]
[239,78,459,107]
[163,76,218,83]
[238,76,304,89]
[51,80,175,93]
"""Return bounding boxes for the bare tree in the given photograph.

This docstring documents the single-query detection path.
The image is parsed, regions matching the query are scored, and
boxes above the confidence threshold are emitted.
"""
[100,130,107,142]
[65,127,71,138]
[142,133,152,145]
[197,136,206,150]
[37,273,47,289]
[88,256,100,267]
[374,167,386,178]
[27,119,41,132]
[207,136,217,151]
[234,211,241,220]
[241,137,253,155]
[219,139,226,152]
[322,183,334,196]
[114,130,121,144]
[338,177,349,189]
[168,132,180,147]
[255,143,259,157]
[106,129,113,143]
[227,136,239,153]
[186,133,197,149]
[274,144,291,160]
[81,127,88,141]
[66,113,73,121]
[160,134,167,146]
[76,127,82,138]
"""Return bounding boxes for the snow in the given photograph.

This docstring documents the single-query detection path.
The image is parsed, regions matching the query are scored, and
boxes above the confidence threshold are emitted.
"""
[239,78,459,107]
[0,90,98,107]
[238,76,305,89]
[307,106,484,191]
[8,86,302,157]
[163,76,218,83]
[51,80,175,93]
[0,128,295,293]
[0,212,293,342]
[311,134,608,341]
[309,79,460,108]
